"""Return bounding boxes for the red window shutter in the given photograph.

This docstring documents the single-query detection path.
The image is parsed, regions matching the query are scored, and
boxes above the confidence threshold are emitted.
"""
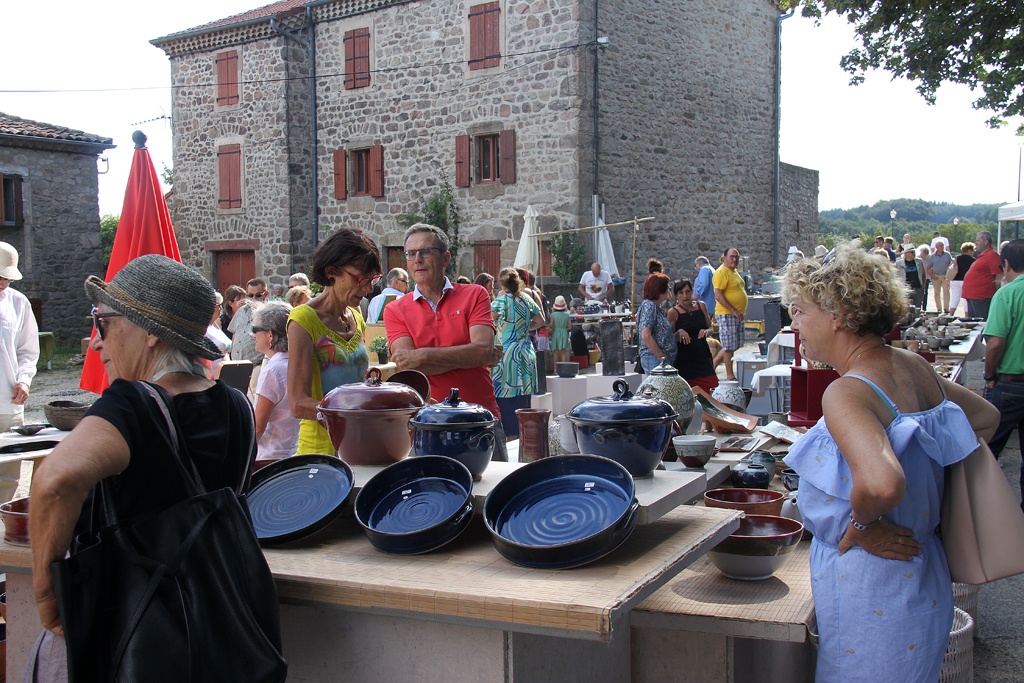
[499,129,516,184]
[12,175,23,227]
[368,145,384,197]
[455,135,471,187]
[334,149,348,199]
[216,50,239,105]
[217,144,242,209]
[344,28,371,89]
[468,2,500,70]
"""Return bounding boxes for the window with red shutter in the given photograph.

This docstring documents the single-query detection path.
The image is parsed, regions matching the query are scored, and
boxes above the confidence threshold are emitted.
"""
[498,129,516,184]
[217,144,242,209]
[455,135,471,187]
[476,134,500,184]
[468,2,501,71]
[334,149,347,200]
[344,28,371,89]
[368,145,384,198]
[215,50,239,106]
[352,149,371,196]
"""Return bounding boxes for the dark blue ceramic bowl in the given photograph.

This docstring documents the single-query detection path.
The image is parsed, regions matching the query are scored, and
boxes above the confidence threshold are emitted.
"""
[410,428,494,481]
[354,455,474,555]
[483,454,639,569]
[247,454,355,545]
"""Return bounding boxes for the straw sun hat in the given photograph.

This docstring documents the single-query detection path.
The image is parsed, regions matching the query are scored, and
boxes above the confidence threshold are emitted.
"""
[0,242,23,280]
[553,296,567,310]
[84,254,222,360]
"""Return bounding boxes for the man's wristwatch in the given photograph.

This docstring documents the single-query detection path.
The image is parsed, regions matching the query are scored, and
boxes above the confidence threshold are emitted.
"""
[984,373,998,382]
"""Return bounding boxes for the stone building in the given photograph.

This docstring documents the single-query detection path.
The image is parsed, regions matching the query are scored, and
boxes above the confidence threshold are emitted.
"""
[0,112,114,346]
[152,0,816,293]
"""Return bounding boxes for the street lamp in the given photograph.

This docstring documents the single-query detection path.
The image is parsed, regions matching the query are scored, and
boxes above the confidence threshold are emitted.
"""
[890,209,897,234]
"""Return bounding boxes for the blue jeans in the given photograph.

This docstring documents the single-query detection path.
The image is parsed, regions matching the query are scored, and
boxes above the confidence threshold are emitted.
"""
[984,381,1024,508]
[640,352,662,375]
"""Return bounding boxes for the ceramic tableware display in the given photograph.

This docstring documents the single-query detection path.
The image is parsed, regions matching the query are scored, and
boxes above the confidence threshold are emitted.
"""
[44,400,90,431]
[636,360,697,432]
[10,424,47,436]
[729,462,772,489]
[410,388,497,480]
[0,497,30,546]
[780,491,803,527]
[744,451,777,480]
[318,367,427,466]
[566,379,678,478]
[483,454,640,569]
[516,408,552,463]
[354,455,475,555]
[707,515,804,580]
[711,380,746,412]
[671,435,716,469]
[703,488,785,516]
[779,468,800,492]
[555,362,579,378]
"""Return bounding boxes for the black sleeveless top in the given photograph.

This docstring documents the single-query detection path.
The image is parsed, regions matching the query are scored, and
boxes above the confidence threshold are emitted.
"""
[671,305,716,380]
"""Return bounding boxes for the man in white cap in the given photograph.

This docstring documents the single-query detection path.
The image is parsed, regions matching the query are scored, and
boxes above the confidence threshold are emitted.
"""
[0,242,39,501]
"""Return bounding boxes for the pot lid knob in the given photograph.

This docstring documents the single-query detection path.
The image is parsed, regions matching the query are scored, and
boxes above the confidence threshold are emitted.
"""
[364,367,383,386]
[444,388,462,407]
[612,378,633,401]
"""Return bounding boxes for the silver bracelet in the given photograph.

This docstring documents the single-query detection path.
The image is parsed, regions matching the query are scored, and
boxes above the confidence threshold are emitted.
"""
[850,513,882,531]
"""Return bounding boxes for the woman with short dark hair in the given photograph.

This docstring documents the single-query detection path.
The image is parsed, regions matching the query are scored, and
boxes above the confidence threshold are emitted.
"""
[668,279,717,392]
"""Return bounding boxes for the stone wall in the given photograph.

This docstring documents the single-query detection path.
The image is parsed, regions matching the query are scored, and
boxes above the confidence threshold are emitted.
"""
[0,146,104,346]
[778,161,819,258]
[590,0,782,282]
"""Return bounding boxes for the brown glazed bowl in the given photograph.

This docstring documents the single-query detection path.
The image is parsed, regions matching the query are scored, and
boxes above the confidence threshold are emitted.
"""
[703,488,785,516]
[707,514,804,580]
[0,497,30,546]
[318,368,427,466]
[44,401,90,431]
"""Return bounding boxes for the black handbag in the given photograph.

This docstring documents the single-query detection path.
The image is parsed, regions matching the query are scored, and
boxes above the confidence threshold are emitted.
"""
[51,382,287,683]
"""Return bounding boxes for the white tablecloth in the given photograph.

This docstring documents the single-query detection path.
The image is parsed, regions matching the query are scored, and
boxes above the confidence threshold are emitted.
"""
[766,331,795,366]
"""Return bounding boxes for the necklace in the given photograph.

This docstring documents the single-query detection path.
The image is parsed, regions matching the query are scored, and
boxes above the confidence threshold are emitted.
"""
[849,343,884,367]
[340,310,352,333]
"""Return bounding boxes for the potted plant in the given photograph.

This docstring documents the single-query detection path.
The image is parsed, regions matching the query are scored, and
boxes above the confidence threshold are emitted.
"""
[369,335,390,364]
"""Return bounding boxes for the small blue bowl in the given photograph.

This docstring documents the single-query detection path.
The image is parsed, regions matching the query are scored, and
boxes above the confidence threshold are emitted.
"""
[483,454,639,569]
[355,455,474,555]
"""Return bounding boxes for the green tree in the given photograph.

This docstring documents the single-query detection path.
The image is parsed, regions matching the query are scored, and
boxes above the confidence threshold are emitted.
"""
[100,214,118,269]
[785,1,1024,132]
[397,172,462,278]
[550,230,586,282]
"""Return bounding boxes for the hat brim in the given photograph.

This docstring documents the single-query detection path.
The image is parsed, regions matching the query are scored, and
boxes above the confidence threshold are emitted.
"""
[85,275,223,361]
[0,266,22,281]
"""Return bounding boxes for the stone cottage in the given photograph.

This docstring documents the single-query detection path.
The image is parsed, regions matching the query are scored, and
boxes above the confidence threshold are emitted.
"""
[0,112,114,346]
[152,0,817,294]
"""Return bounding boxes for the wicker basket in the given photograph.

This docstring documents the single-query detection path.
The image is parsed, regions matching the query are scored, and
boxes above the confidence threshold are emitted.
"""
[43,400,90,431]
[953,583,980,636]
[940,607,974,683]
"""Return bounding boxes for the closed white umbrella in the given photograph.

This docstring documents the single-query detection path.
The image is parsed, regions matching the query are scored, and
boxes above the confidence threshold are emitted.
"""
[596,220,619,277]
[513,205,540,271]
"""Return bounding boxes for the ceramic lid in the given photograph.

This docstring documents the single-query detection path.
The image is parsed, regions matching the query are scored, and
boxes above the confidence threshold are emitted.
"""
[567,379,677,423]
[319,367,426,412]
[648,359,681,377]
[411,388,496,426]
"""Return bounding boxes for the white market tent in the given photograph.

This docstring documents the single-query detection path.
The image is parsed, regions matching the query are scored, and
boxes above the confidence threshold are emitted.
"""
[998,201,1024,244]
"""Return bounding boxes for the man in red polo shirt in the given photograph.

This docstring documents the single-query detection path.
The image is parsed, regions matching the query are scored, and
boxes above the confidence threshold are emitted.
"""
[385,223,507,458]
[961,230,1003,320]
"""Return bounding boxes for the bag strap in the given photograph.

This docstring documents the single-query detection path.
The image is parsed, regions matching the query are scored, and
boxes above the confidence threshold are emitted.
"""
[137,381,207,498]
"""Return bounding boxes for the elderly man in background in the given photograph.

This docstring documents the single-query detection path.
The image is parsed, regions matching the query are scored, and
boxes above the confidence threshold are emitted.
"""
[925,240,954,314]
[693,255,717,313]
[982,239,1024,509]
[385,223,507,458]
[962,230,1002,320]
[288,272,310,289]
[579,262,614,302]
[712,247,747,381]
[0,242,39,503]
[367,268,409,323]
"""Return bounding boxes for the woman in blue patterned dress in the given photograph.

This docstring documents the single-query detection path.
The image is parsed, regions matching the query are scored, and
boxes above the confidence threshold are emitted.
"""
[491,267,544,439]
[637,272,677,374]
[782,244,998,682]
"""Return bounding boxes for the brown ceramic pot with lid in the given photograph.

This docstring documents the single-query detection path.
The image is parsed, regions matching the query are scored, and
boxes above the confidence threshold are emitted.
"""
[317,367,427,466]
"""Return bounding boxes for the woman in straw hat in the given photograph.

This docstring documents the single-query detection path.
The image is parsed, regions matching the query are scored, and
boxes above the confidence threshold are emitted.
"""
[26,254,264,677]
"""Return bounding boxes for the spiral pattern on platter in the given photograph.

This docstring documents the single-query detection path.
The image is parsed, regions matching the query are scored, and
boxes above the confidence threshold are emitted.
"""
[249,469,348,536]
[497,476,629,546]
[370,479,466,534]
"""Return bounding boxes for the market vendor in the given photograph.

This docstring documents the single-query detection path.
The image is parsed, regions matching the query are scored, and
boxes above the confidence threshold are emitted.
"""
[579,262,613,302]
[384,223,507,458]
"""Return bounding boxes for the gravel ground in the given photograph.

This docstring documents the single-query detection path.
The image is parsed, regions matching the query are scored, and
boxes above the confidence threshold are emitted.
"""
[17,354,1024,680]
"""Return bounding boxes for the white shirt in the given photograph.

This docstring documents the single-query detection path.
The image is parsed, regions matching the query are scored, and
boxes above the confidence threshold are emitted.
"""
[0,287,39,415]
[930,236,950,252]
[367,287,405,323]
[254,352,299,460]
[580,270,612,300]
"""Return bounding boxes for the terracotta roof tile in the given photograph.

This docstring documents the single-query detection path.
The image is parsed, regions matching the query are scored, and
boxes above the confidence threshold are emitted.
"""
[169,0,307,36]
[0,112,113,145]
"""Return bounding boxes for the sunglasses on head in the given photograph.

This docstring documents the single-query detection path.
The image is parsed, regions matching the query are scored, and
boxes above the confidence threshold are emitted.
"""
[252,325,272,334]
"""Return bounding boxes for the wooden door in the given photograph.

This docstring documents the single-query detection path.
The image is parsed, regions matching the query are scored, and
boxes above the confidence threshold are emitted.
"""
[538,239,552,279]
[386,246,405,274]
[473,240,501,279]
[215,251,255,295]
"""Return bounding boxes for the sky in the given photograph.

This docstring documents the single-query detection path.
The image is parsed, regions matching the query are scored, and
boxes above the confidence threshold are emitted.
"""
[2,3,1021,215]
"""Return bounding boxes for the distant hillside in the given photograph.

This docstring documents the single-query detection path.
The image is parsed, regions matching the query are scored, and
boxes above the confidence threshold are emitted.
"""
[817,199,1002,250]
[820,199,1001,224]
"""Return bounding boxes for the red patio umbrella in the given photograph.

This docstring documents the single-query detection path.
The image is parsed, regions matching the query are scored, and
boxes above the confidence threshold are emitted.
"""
[80,130,181,393]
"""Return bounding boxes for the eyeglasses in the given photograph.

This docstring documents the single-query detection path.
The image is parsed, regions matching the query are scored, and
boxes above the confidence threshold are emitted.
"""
[404,247,442,260]
[343,269,383,287]
[246,291,268,299]
[252,325,272,334]
[90,306,123,340]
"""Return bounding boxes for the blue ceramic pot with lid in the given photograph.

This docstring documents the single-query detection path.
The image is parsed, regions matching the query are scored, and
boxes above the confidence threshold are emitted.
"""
[566,379,678,478]
[410,388,498,481]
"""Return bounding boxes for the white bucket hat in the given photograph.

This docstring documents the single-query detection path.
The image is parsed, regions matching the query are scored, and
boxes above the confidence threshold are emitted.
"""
[0,242,23,280]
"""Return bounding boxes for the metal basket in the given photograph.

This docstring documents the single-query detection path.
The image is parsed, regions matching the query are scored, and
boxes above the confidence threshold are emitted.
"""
[940,607,974,683]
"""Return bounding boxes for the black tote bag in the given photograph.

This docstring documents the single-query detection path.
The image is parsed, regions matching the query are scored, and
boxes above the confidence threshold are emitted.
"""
[51,382,287,683]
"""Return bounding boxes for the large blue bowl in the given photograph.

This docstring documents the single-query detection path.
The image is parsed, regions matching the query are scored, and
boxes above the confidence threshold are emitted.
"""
[483,454,640,569]
[354,455,475,555]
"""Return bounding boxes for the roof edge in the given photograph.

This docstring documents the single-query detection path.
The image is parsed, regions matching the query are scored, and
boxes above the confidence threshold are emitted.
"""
[0,133,116,155]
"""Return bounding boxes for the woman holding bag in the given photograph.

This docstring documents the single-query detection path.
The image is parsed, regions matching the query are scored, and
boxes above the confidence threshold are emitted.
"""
[781,243,997,683]
[27,255,285,682]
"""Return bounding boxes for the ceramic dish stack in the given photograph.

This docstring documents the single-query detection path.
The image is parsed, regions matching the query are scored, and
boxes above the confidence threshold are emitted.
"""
[483,454,640,569]
[706,514,804,580]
